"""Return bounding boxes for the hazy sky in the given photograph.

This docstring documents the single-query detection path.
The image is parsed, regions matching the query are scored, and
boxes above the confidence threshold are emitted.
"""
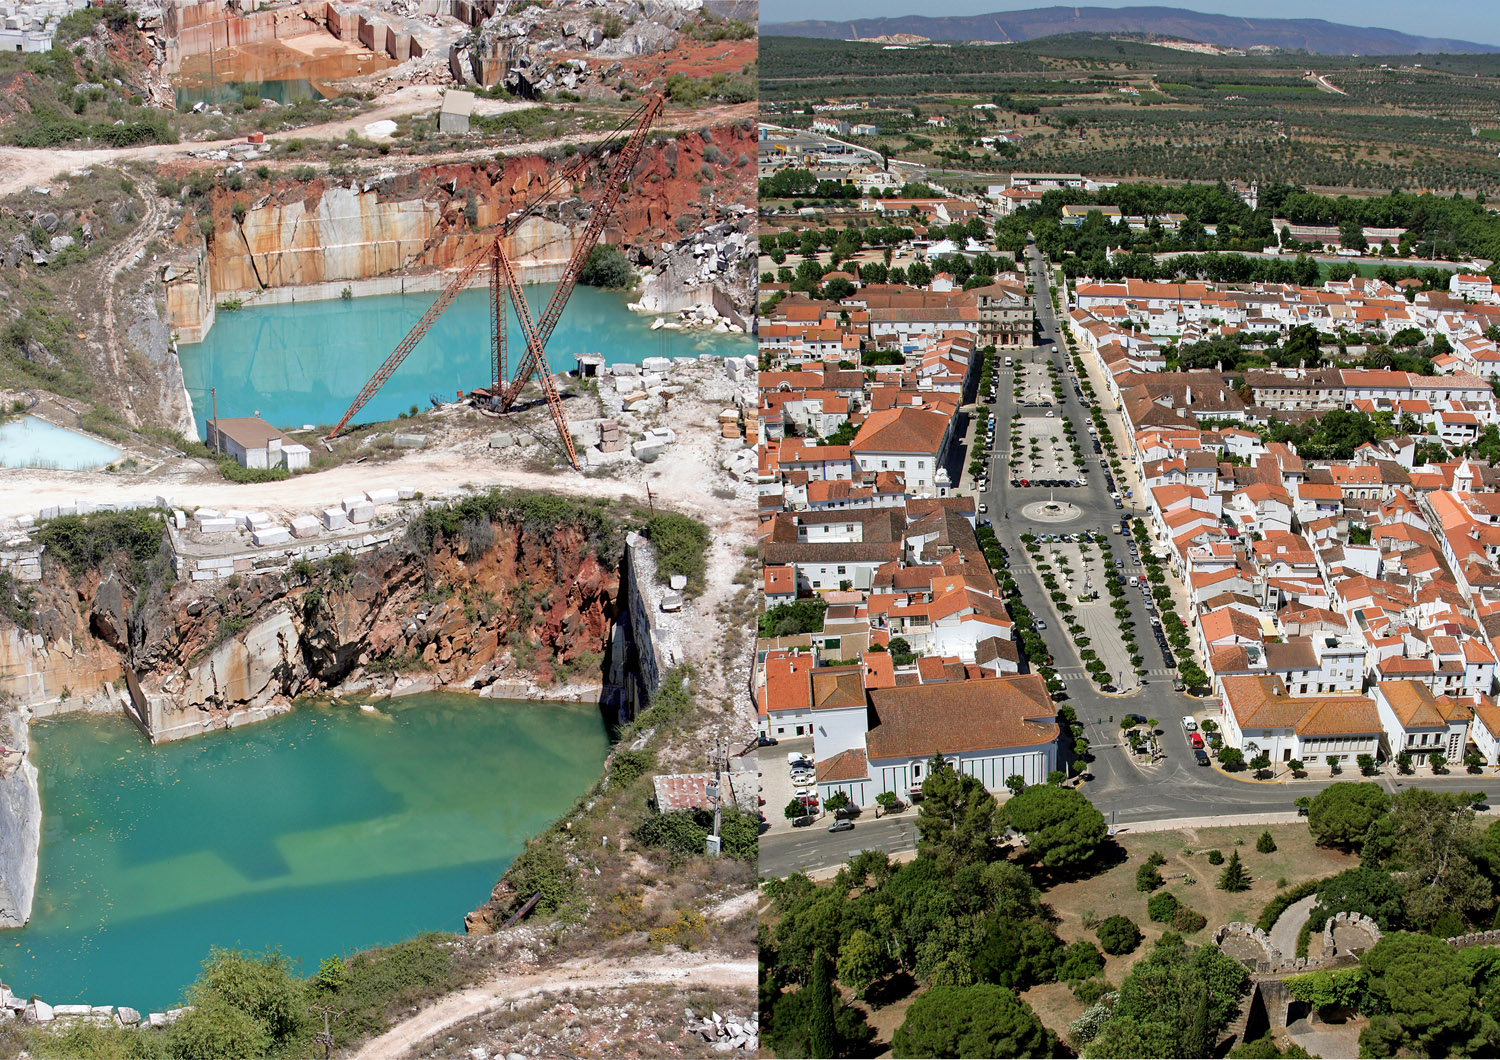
[758,0,1500,48]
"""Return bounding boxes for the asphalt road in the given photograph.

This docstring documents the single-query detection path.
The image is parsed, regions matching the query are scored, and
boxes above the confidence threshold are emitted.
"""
[758,246,1497,879]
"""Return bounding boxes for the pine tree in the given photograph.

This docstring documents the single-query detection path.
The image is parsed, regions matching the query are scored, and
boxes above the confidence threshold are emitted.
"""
[1256,830,1276,854]
[1218,850,1251,892]
[807,948,837,1059]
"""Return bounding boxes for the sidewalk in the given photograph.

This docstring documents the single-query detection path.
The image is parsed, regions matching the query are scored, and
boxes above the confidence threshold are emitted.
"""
[1115,811,1304,834]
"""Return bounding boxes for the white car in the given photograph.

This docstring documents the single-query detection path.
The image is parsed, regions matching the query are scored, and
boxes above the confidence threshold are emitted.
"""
[978,503,988,514]
[1045,410,1055,418]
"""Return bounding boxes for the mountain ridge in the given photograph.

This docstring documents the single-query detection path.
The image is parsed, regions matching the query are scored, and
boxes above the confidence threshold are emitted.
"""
[760,5,1500,55]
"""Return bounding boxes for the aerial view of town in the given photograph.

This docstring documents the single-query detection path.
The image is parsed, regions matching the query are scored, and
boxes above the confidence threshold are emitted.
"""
[0,0,760,1054]
[753,2,1500,1057]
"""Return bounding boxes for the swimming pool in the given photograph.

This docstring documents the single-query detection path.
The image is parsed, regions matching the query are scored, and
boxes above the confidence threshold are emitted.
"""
[0,416,123,471]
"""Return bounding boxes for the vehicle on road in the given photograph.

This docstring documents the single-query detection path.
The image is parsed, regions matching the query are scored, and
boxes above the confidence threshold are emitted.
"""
[757,734,778,747]
[1045,410,1055,418]
[793,815,816,827]
[1190,732,1205,749]
[1194,749,1212,767]
[828,819,854,833]
[1036,620,1047,630]
[1181,715,1197,732]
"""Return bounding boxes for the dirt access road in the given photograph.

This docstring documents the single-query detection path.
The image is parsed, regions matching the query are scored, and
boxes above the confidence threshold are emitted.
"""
[348,954,755,1059]
[0,97,756,197]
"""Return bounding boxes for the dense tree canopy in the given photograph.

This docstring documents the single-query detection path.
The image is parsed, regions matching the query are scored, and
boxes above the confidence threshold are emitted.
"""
[1360,933,1489,1057]
[915,755,1001,867]
[1361,789,1493,930]
[1083,934,1250,1059]
[1309,866,1406,931]
[1307,782,1390,849]
[891,984,1055,1059]
[1001,784,1109,870]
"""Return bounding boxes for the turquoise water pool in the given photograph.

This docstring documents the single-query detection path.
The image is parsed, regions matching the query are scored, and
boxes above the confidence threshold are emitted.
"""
[178,283,755,434]
[175,78,324,110]
[0,416,123,470]
[7,696,609,1013]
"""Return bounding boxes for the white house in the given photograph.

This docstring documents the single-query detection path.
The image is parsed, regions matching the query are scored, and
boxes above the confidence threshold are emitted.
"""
[1373,679,1471,763]
[1219,674,1381,766]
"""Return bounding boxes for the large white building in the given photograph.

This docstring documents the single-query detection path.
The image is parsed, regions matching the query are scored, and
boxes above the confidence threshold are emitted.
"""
[1219,674,1381,767]
[815,674,1060,806]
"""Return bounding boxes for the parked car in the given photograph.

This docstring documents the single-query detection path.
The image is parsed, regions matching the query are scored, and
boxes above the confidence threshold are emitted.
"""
[1194,748,1212,767]
[1190,732,1205,749]
[1036,620,1047,630]
[757,734,778,747]
[828,819,855,833]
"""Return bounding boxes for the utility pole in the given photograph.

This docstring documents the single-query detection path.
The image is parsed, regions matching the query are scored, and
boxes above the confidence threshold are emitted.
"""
[308,1005,345,1060]
[706,731,723,857]
[645,483,655,517]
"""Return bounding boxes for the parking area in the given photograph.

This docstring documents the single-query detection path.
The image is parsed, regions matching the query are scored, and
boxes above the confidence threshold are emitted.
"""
[1008,416,1082,485]
[756,738,822,835]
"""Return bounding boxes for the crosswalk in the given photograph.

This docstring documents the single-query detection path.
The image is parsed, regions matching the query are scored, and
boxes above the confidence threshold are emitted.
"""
[1055,667,1176,678]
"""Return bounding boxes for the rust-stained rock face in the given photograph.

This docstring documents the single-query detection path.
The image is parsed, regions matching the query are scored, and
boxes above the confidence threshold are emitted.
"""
[0,520,618,741]
[168,122,756,336]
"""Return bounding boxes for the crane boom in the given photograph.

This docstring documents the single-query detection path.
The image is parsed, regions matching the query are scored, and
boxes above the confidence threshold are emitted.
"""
[492,241,578,469]
[325,94,665,451]
[502,93,665,409]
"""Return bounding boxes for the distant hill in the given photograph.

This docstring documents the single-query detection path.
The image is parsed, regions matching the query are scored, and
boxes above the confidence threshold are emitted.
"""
[761,5,1500,55]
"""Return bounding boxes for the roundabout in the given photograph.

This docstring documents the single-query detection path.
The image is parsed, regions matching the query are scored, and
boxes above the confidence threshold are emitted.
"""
[1021,497,1083,523]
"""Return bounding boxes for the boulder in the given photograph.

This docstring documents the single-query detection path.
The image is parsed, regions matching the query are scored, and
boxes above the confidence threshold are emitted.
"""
[321,507,349,531]
[118,1007,141,1026]
[251,526,291,547]
[26,1000,54,1022]
[365,488,399,506]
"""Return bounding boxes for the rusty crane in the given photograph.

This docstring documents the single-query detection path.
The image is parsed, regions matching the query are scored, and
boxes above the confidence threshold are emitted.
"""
[324,93,666,470]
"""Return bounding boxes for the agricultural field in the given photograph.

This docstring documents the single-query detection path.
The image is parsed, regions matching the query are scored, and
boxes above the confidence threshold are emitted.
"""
[762,35,1500,195]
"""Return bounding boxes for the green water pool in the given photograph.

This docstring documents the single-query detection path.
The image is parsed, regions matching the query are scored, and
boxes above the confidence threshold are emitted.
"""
[5,695,609,1013]
[178,283,756,435]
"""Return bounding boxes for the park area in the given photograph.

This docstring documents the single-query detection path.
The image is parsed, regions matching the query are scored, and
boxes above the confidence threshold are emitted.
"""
[759,778,1500,1059]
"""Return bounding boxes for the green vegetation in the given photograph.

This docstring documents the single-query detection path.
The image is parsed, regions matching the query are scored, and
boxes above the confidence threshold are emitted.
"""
[643,511,710,596]
[632,806,757,861]
[34,508,169,587]
[11,936,475,1057]
[663,70,755,106]
[1075,933,1251,1056]
[1001,783,1108,870]
[892,984,1056,1058]
[216,458,290,484]
[763,36,1500,195]
[577,244,637,289]
[406,489,628,568]
[1097,915,1142,955]
[758,598,827,637]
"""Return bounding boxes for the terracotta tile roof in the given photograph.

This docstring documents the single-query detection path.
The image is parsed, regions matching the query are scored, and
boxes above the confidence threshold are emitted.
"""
[865,675,1058,760]
[816,748,871,783]
[852,406,951,455]
[1221,674,1379,736]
